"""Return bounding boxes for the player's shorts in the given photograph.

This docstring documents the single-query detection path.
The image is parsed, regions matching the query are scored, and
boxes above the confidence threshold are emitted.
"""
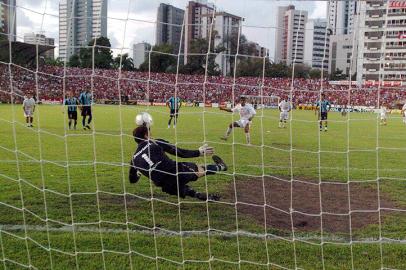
[81,106,92,117]
[24,109,33,117]
[170,108,179,116]
[68,111,77,120]
[280,111,289,121]
[235,119,251,128]
[319,112,328,120]
[380,114,387,120]
[159,162,199,198]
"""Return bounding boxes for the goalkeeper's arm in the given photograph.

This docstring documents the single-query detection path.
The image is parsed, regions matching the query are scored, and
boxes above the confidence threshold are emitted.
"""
[129,159,141,184]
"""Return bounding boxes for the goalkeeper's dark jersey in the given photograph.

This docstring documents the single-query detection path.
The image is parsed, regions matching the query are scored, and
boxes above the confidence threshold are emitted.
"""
[129,139,200,191]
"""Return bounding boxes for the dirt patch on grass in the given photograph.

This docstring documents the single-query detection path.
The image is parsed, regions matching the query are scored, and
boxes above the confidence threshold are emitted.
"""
[225,177,396,233]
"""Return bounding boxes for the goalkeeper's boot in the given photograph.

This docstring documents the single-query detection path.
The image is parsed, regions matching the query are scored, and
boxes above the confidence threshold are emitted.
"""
[207,193,221,201]
[212,155,228,171]
[220,136,228,141]
[86,125,91,130]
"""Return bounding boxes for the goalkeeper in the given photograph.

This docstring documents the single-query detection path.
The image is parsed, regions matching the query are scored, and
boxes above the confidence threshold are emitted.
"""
[129,113,227,201]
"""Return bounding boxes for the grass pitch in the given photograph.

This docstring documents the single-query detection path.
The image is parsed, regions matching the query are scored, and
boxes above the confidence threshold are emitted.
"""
[1,104,406,269]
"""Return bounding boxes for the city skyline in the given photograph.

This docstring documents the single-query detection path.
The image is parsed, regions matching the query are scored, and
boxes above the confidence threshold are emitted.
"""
[13,0,327,60]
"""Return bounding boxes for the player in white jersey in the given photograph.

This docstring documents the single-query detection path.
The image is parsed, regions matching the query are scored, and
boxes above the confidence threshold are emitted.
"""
[379,105,387,126]
[220,96,256,145]
[401,103,406,125]
[278,98,291,128]
[22,94,36,127]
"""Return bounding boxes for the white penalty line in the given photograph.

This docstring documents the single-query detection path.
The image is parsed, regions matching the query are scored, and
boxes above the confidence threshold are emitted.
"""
[1,224,406,244]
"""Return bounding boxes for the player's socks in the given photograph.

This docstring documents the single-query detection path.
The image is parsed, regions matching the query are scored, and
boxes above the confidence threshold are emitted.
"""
[245,133,251,144]
[68,120,72,129]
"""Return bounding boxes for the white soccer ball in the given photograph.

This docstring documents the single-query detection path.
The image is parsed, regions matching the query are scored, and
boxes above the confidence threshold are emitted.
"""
[135,112,153,127]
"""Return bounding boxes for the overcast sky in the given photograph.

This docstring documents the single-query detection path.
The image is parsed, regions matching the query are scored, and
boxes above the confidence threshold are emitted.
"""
[16,0,327,59]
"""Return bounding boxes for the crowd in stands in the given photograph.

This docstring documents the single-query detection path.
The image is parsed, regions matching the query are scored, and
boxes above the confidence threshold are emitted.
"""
[1,64,406,107]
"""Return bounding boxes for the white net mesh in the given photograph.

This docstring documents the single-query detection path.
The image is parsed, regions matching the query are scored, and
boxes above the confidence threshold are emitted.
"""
[1,0,406,269]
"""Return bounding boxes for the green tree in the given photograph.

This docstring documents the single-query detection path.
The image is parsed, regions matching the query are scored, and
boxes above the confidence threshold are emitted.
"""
[236,58,265,77]
[180,38,221,76]
[330,68,345,80]
[68,54,80,67]
[68,36,113,69]
[266,62,290,78]
[139,44,176,72]
[113,53,135,71]
[45,57,64,67]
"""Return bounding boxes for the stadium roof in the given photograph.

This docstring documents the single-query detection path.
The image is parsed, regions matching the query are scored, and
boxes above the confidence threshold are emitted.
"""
[0,41,55,66]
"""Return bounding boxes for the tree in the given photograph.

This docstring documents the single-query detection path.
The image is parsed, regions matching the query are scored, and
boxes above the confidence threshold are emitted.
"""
[113,53,134,71]
[236,58,264,77]
[309,68,328,79]
[139,44,176,72]
[292,64,311,78]
[180,38,221,76]
[45,57,64,67]
[266,62,290,78]
[68,36,113,69]
[68,54,80,67]
[330,68,345,80]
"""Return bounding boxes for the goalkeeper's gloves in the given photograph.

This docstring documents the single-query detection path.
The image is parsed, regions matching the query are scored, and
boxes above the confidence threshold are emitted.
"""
[199,144,214,156]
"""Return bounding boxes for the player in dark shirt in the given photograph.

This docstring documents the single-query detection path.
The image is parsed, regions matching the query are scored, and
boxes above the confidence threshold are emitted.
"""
[167,96,181,128]
[129,125,227,201]
[63,91,79,130]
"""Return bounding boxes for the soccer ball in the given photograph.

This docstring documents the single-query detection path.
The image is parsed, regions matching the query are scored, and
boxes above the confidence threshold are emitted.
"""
[135,112,153,127]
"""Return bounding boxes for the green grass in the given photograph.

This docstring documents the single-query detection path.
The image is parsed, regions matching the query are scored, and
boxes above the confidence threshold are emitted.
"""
[1,104,406,269]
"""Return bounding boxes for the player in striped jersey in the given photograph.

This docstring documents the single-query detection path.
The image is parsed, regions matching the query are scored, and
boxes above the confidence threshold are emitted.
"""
[63,91,79,130]
[167,96,181,128]
[79,89,93,130]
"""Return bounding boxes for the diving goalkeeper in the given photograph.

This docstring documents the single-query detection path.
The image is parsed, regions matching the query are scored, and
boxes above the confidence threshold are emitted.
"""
[129,113,227,201]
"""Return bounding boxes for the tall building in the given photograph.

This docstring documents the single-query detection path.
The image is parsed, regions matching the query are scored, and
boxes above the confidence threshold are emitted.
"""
[0,0,16,41]
[184,0,215,64]
[328,34,358,79]
[211,12,243,75]
[304,19,330,70]
[274,5,308,65]
[357,0,406,83]
[24,33,55,59]
[156,3,184,53]
[328,1,358,35]
[133,42,151,69]
[59,0,107,62]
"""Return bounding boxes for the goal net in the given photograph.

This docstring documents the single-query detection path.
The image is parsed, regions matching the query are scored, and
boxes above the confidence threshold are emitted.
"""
[1,0,406,269]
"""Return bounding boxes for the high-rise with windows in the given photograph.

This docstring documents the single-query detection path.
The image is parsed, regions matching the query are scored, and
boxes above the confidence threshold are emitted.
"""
[274,5,308,65]
[156,3,184,53]
[328,0,357,35]
[304,19,330,70]
[357,0,406,82]
[0,0,16,41]
[59,0,107,62]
